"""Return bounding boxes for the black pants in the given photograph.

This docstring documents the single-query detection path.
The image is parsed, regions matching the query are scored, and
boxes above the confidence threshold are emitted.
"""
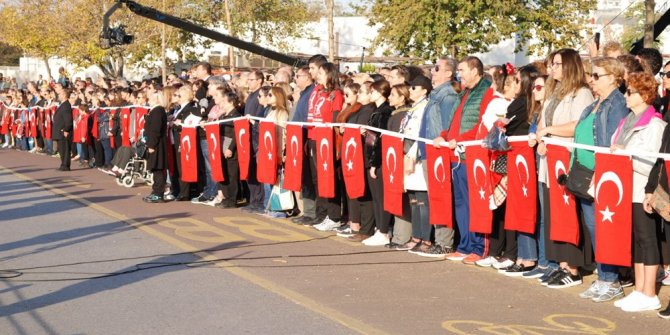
[220,157,239,207]
[367,167,391,233]
[173,143,192,199]
[58,137,72,169]
[348,178,375,235]
[488,205,518,260]
[94,140,104,167]
[247,155,265,208]
[151,169,167,197]
[308,140,341,221]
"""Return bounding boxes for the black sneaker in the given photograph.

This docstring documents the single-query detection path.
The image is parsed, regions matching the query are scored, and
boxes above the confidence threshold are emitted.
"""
[504,264,535,277]
[384,241,403,249]
[619,276,634,288]
[658,303,670,319]
[547,269,582,288]
[540,268,564,286]
[416,244,452,258]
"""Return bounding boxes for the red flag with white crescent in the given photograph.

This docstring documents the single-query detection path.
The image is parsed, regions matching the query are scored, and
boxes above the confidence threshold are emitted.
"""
[315,126,335,198]
[135,107,148,140]
[29,108,37,137]
[180,127,198,182]
[206,123,224,182]
[91,109,99,139]
[505,143,538,233]
[426,145,453,227]
[109,109,117,149]
[283,124,303,192]
[546,144,580,245]
[465,145,493,233]
[234,119,250,180]
[341,127,365,198]
[120,107,131,147]
[594,153,633,266]
[45,107,54,140]
[382,134,403,216]
[257,121,277,184]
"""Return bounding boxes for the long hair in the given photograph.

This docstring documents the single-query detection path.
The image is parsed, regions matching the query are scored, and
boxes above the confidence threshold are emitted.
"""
[553,48,588,99]
[319,62,340,92]
[529,74,548,124]
[516,65,540,124]
[269,86,289,117]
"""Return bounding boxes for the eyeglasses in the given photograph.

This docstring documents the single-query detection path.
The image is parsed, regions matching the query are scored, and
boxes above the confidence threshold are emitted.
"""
[591,73,611,81]
[248,78,259,81]
[432,65,439,72]
[551,62,562,68]
[173,94,181,98]
[625,89,639,96]
[659,72,670,79]
[514,77,520,84]
[534,85,545,91]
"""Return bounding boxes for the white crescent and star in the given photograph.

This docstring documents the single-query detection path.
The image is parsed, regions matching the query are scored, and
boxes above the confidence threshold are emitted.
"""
[595,171,625,223]
[181,135,191,161]
[555,160,571,205]
[515,154,530,197]
[264,130,273,160]
[433,156,446,184]
[320,137,330,171]
[386,146,397,184]
[473,158,487,199]
[344,136,357,171]
[210,132,218,160]
[237,127,246,151]
[290,134,299,167]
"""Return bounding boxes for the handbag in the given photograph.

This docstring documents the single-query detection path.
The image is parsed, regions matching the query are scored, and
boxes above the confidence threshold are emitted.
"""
[490,155,507,174]
[565,158,594,201]
[267,170,296,212]
[650,168,670,221]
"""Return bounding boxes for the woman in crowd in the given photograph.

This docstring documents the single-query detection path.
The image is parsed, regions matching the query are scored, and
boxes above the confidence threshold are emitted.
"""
[142,88,169,203]
[172,84,200,201]
[612,72,666,312]
[569,57,629,301]
[214,88,242,209]
[73,104,91,168]
[534,48,594,288]
[262,86,290,217]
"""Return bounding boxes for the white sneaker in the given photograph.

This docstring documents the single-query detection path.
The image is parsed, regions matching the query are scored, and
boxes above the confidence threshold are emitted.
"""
[1,143,8,148]
[475,256,496,268]
[662,270,670,286]
[314,217,340,232]
[362,231,390,246]
[614,291,643,308]
[204,198,222,207]
[492,258,514,270]
[620,294,661,312]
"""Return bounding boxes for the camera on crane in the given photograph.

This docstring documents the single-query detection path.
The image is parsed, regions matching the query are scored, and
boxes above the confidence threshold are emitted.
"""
[100,25,134,49]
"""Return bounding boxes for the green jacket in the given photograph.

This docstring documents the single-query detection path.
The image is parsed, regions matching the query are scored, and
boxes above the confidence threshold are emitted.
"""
[446,76,492,134]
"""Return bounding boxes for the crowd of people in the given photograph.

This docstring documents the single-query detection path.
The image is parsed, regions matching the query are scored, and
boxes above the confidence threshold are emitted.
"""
[2,40,670,318]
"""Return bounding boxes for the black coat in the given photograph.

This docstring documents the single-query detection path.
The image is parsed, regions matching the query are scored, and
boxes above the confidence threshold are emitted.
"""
[52,100,73,140]
[145,106,168,171]
[171,102,200,146]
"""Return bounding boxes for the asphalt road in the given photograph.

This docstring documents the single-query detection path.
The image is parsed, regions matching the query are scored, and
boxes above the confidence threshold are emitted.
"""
[0,148,669,335]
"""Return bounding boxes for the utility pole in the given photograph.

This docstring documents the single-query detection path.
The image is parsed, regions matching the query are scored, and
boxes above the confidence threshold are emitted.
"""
[224,0,235,73]
[644,0,655,48]
[326,0,334,61]
[161,0,167,84]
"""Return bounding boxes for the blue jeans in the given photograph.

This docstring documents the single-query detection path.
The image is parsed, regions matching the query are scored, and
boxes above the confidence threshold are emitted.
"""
[100,138,113,166]
[263,183,272,209]
[46,139,53,154]
[452,162,484,255]
[408,191,431,241]
[199,139,217,199]
[580,199,619,283]
[538,182,558,269]
[76,143,88,161]
[517,232,538,261]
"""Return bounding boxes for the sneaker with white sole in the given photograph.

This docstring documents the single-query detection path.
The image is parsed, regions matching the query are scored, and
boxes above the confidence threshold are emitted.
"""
[662,270,670,286]
[579,281,602,299]
[546,269,582,288]
[361,231,390,246]
[615,290,642,308]
[591,281,623,303]
[492,257,514,270]
[204,198,223,207]
[312,217,331,230]
[620,294,661,312]
[314,217,341,232]
[475,256,497,268]
[522,266,547,279]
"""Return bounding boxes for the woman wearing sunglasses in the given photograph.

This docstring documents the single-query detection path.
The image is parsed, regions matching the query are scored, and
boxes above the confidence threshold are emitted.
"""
[570,57,629,302]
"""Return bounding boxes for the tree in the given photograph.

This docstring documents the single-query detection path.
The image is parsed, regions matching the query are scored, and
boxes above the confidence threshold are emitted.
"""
[0,43,23,66]
[363,0,596,59]
[644,0,655,48]
[620,1,662,51]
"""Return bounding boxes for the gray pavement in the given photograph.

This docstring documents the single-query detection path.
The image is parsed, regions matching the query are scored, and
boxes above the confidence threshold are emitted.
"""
[0,171,356,335]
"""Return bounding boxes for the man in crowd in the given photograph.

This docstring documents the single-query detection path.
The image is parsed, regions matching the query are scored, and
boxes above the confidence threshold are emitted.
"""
[241,70,266,213]
[52,89,75,171]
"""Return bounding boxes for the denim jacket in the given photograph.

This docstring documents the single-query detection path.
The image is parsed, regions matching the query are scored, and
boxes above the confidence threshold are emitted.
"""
[418,81,458,160]
[577,89,628,147]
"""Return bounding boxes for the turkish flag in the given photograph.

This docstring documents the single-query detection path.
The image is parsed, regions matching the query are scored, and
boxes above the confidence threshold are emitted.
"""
[341,127,365,198]
[38,109,45,138]
[505,143,538,234]
[546,144,580,245]
[594,153,633,266]
[426,145,453,227]
[45,107,54,140]
[120,107,131,147]
[206,124,224,182]
[257,121,277,184]
[91,109,99,139]
[283,124,303,192]
[71,108,80,142]
[180,127,198,182]
[109,109,116,149]
[29,109,37,137]
[382,134,403,216]
[315,126,335,198]
[465,145,493,234]
[74,113,89,144]
[135,107,148,140]
[234,119,250,180]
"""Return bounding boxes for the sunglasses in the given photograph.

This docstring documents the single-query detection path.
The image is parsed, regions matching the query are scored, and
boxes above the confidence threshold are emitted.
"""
[534,85,544,91]
[345,93,351,98]
[659,72,670,79]
[591,73,611,81]
[626,89,639,96]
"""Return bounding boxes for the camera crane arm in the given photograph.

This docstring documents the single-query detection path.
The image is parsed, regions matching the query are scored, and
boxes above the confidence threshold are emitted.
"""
[102,0,307,67]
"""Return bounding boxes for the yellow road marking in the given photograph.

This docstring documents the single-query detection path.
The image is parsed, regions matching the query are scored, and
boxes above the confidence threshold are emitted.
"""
[442,314,616,335]
[0,165,388,335]
[62,178,91,189]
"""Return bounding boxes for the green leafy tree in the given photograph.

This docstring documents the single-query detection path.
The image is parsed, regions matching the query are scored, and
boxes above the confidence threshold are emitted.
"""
[363,0,596,59]
[620,1,662,51]
[0,42,23,66]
